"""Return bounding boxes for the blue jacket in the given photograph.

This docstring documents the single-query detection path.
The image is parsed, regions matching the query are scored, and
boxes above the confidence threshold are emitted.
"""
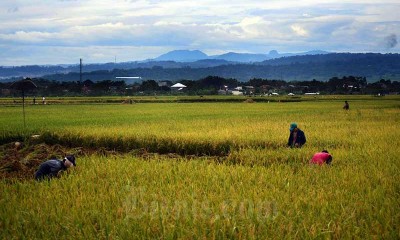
[288,129,306,147]
[35,159,66,181]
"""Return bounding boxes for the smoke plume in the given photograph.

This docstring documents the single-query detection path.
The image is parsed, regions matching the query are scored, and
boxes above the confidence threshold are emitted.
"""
[384,34,397,49]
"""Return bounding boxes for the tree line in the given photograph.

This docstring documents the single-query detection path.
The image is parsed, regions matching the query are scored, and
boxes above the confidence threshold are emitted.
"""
[1,76,399,97]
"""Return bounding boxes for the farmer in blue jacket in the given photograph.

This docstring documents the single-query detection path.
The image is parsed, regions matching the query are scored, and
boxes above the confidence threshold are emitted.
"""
[35,155,76,181]
[288,123,306,148]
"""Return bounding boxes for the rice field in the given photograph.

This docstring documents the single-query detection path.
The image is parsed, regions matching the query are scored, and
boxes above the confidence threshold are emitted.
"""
[0,96,399,239]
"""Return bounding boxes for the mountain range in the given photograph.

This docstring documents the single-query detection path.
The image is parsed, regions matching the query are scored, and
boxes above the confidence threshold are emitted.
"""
[0,49,329,80]
[1,51,399,83]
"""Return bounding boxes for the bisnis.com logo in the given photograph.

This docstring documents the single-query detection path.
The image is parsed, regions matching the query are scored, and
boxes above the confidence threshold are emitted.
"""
[122,186,278,221]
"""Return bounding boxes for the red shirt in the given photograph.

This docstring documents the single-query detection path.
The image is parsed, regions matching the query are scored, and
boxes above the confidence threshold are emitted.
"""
[310,152,331,165]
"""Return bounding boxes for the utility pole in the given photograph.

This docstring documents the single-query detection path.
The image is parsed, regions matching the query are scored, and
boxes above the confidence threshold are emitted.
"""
[80,58,82,82]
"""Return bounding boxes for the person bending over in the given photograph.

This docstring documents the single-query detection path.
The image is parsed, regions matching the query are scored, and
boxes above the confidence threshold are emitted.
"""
[35,155,76,181]
[310,150,332,165]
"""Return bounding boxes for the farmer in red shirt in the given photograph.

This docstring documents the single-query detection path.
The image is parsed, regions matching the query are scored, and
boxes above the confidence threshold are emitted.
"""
[310,150,333,165]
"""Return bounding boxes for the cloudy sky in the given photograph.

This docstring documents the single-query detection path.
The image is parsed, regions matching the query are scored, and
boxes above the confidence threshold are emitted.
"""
[0,0,399,66]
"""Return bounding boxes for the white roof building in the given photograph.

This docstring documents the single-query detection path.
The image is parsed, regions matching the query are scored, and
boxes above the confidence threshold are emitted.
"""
[171,83,187,88]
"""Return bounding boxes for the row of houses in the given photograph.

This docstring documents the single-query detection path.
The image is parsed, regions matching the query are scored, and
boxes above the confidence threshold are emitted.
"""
[216,86,319,96]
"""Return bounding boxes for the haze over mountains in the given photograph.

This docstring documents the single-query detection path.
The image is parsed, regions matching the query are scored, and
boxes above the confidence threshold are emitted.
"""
[153,50,330,62]
[1,50,399,83]
[0,49,330,79]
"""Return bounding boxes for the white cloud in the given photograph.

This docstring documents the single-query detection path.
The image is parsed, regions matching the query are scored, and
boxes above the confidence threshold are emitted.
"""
[0,31,55,43]
[291,25,309,37]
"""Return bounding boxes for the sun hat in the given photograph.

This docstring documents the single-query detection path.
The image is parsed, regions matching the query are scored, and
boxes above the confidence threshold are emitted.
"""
[65,155,76,166]
[289,122,297,131]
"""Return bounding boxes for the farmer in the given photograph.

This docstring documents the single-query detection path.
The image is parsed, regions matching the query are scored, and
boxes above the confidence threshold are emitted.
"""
[310,150,333,165]
[287,122,306,148]
[343,101,349,110]
[35,155,76,181]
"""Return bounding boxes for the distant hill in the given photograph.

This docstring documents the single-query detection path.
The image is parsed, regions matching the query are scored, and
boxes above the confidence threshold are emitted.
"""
[259,52,391,65]
[211,52,269,62]
[154,50,208,62]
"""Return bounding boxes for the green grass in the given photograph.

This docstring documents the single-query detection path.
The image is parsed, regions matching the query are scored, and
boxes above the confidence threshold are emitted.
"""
[1,96,399,238]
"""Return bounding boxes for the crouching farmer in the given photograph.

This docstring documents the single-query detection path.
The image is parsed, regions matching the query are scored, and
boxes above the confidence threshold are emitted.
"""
[288,122,306,148]
[310,150,332,165]
[35,155,76,181]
